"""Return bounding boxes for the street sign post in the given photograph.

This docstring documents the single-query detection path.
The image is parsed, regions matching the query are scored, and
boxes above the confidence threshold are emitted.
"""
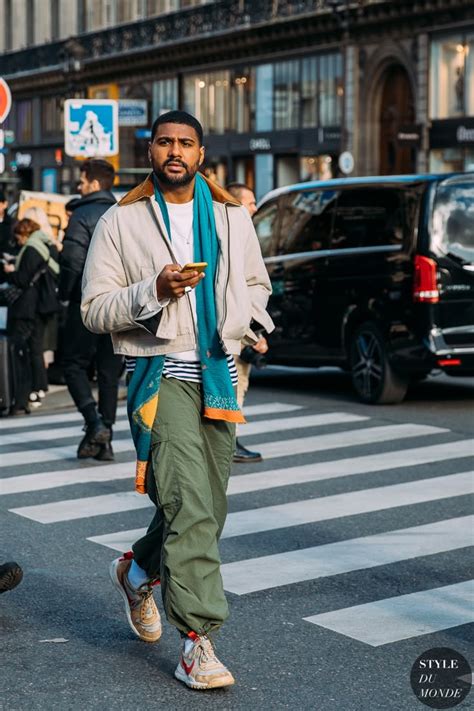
[0,129,4,173]
[0,78,12,124]
[64,99,119,157]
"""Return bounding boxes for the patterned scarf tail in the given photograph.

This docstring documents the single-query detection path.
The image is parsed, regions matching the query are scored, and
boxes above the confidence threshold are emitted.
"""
[127,356,165,494]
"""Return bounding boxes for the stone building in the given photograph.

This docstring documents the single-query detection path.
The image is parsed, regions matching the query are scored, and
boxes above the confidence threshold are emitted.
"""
[0,0,472,199]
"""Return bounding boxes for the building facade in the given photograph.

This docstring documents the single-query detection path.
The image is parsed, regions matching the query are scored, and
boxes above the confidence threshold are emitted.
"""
[0,0,473,200]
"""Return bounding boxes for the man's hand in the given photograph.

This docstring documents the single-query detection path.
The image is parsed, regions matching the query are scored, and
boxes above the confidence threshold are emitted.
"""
[156,264,205,300]
[3,263,15,273]
[252,336,268,354]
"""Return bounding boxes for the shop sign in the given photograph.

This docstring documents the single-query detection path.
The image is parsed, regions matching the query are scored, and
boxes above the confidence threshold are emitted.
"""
[135,128,152,139]
[430,118,474,148]
[119,100,148,127]
[338,151,354,175]
[318,127,342,145]
[457,125,474,143]
[397,125,422,146]
[64,99,119,157]
[15,152,32,168]
[0,78,12,124]
[249,137,271,151]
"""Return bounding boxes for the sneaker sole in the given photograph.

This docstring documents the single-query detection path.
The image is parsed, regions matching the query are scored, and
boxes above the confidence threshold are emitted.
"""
[174,664,235,690]
[0,564,23,593]
[109,560,161,644]
[233,455,263,463]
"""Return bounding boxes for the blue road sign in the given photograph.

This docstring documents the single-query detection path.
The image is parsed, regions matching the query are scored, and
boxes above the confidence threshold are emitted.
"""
[64,99,118,157]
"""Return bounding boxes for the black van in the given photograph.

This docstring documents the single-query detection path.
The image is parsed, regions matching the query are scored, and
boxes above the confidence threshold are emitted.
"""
[254,173,474,404]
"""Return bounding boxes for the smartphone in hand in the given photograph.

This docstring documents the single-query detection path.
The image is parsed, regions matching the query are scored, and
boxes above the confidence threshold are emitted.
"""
[180,262,207,275]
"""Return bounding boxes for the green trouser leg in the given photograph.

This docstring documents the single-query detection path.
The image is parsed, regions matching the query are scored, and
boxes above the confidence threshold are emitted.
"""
[132,376,235,637]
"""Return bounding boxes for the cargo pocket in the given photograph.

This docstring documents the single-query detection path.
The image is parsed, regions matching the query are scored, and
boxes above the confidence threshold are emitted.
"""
[151,422,182,518]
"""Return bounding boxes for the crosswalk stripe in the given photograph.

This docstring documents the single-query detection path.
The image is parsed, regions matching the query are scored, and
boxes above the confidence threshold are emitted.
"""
[85,470,473,550]
[238,412,367,437]
[0,406,128,431]
[222,471,473,538]
[220,515,473,594]
[0,401,302,433]
[255,423,447,459]
[2,437,471,499]
[5,437,469,498]
[1,422,443,469]
[11,491,151,523]
[303,580,474,646]
[227,440,474,494]
[88,527,146,551]
[0,418,131,446]
[1,462,134,495]
[0,410,363,448]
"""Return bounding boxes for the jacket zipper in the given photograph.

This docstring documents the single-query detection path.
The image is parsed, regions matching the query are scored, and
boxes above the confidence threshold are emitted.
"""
[217,205,231,354]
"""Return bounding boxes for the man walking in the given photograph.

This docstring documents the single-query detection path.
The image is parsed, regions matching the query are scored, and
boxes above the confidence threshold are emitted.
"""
[226,182,269,463]
[59,159,123,461]
[81,111,273,690]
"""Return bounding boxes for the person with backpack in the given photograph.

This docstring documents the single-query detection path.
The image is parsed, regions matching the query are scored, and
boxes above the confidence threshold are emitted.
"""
[2,218,59,414]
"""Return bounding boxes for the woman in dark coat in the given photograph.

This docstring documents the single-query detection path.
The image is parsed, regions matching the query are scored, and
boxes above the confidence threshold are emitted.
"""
[3,218,59,414]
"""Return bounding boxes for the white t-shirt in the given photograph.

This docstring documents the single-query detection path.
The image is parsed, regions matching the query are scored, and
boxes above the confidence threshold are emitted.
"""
[166,200,199,361]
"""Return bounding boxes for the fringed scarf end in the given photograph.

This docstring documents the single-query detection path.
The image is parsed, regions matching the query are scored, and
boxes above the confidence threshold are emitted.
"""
[135,460,148,495]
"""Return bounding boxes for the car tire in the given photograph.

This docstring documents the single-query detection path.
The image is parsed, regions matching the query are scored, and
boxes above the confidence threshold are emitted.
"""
[349,322,408,404]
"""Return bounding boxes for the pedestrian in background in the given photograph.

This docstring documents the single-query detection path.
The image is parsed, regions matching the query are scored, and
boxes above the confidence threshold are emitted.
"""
[226,182,269,463]
[81,111,274,690]
[59,158,122,461]
[3,218,60,414]
[0,189,15,258]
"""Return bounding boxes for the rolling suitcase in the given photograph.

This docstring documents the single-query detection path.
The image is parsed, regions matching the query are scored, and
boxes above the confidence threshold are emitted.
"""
[0,330,13,414]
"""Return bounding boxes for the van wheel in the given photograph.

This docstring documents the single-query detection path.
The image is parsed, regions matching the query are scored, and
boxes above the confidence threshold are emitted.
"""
[349,322,408,404]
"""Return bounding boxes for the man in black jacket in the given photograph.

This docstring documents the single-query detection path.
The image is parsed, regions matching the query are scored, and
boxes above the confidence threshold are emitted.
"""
[59,159,123,461]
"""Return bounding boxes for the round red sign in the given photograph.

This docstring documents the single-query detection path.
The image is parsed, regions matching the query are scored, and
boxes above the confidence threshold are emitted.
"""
[0,78,12,124]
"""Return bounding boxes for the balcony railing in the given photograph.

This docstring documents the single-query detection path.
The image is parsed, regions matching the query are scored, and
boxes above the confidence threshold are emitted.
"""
[0,0,359,77]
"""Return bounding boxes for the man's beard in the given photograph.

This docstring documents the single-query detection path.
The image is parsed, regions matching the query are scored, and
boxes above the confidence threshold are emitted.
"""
[153,159,199,187]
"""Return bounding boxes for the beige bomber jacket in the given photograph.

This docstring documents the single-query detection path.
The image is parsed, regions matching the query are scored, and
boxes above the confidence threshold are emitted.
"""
[81,174,274,357]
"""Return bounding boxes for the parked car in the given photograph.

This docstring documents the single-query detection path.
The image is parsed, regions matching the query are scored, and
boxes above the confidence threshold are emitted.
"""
[254,173,474,404]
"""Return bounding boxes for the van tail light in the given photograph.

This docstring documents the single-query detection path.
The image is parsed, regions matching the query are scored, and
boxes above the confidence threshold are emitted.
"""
[437,358,461,367]
[413,256,439,303]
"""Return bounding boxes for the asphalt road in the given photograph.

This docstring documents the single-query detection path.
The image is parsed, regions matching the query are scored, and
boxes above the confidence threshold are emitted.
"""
[1,368,473,711]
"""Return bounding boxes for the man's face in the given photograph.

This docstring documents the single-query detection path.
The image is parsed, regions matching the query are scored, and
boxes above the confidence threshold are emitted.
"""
[149,122,204,188]
[239,188,257,216]
[78,172,100,196]
[0,199,7,217]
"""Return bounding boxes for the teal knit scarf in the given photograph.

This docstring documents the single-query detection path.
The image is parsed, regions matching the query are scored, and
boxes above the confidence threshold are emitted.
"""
[128,173,243,494]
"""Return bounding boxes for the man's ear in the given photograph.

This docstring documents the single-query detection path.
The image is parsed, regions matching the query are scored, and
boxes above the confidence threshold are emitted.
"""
[199,146,205,166]
[148,142,152,163]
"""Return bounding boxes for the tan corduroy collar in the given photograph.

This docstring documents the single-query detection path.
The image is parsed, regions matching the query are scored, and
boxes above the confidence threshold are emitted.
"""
[119,172,240,207]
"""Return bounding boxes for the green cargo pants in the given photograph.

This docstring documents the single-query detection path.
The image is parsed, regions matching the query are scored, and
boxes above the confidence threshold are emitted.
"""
[132,376,235,637]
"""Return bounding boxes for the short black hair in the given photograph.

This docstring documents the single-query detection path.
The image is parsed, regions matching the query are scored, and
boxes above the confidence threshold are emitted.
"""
[151,111,204,146]
[81,158,115,190]
[0,190,6,202]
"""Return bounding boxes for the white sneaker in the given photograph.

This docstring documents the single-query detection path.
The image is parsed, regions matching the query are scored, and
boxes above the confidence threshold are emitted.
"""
[175,632,235,690]
[28,392,42,408]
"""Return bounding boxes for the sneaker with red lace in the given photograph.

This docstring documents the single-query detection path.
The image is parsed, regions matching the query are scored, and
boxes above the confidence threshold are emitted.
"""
[109,551,162,643]
[175,632,235,690]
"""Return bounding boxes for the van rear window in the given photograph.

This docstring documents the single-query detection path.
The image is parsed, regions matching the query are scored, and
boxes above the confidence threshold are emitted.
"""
[431,181,474,263]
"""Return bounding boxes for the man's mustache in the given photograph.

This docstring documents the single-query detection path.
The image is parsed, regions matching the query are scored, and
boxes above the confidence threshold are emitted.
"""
[164,159,188,169]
